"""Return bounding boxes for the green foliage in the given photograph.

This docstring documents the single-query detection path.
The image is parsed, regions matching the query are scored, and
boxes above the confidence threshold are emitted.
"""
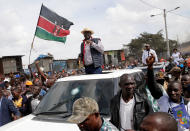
[125,32,178,59]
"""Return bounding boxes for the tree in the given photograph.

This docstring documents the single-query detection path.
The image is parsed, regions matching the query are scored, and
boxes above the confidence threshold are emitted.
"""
[124,32,178,60]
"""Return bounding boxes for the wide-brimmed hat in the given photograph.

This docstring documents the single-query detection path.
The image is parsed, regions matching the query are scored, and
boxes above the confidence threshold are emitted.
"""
[81,28,94,34]
[67,97,99,124]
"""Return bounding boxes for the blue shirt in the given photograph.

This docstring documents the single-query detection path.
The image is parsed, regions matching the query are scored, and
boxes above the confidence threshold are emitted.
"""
[0,97,2,110]
[158,95,190,131]
[39,89,46,96]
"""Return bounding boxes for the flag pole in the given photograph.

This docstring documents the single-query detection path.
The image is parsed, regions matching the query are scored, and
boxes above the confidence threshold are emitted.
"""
[29,36,36,65]
[29,4,43,65]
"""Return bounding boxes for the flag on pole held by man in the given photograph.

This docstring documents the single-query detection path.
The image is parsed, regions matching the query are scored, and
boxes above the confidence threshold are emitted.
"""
[35,4,73,43]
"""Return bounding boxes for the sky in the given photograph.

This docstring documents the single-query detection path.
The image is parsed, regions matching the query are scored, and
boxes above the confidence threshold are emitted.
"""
[0,0,190,67]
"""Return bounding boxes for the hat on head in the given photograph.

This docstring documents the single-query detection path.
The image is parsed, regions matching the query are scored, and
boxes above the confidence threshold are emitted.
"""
[81,28,94,34]
[25,80,33,86]
[67,97,99,124]
[144,43,150,47]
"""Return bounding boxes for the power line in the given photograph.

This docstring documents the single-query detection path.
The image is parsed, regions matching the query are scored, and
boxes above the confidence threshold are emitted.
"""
[138,0,190,20]
[169,12,190,19]
[138,0,162,10]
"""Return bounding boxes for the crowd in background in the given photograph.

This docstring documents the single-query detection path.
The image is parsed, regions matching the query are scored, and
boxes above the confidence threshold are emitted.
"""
[0,48,190,130]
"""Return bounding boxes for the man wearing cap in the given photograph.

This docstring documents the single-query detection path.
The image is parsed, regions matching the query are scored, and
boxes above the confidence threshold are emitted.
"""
[142,43,158,65]
[22,80,33,98]
[79,28,104,74]
[67,97,118,131]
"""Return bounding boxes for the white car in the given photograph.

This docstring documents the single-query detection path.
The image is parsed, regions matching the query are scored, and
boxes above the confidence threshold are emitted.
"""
[1,69,144,131]
[134,62,169,74]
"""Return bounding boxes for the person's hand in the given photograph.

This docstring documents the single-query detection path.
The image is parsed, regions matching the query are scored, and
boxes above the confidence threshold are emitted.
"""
[86,40,93,45]
[13,115,20,120]
[146,53,155,68]
[78,56,81,61]
[35,60,40,65]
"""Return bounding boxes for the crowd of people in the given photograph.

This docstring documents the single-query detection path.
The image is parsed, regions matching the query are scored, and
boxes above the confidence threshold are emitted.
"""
[67,53,190,131]
[0,60,58,126]
[0,28,190,131]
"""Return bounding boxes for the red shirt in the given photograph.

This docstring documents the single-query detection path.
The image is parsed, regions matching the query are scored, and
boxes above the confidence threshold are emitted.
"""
[186,58,190,67]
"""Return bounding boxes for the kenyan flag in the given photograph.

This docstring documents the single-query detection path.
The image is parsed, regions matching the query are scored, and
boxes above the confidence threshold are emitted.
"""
[35,5,73,43]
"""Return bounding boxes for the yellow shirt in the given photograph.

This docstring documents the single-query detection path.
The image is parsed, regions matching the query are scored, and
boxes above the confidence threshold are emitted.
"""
[13,97,23,108]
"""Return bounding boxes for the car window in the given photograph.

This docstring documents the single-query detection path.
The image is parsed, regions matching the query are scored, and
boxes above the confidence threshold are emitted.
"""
[34,78,115,117]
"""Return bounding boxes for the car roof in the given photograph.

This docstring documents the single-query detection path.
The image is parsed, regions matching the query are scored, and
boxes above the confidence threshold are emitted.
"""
[56,69,142,82]
[134,62,168,70]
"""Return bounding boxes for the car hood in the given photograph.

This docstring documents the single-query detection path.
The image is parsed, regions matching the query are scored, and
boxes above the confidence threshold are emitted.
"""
[0,114,79,131]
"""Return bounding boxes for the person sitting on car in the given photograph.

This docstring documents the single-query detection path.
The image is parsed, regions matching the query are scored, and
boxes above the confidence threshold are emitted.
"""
[67,97,118,131]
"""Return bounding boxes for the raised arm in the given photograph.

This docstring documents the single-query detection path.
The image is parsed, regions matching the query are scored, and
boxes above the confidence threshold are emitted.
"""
[146,54,163,99]
[35,61,47,81]
[86,39,104,54]
[91,40,104,54]
[28,65,34,79]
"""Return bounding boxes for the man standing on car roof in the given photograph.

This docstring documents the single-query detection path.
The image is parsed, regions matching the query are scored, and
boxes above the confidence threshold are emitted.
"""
[79,28,104,74]
[142,43,158,65]
[67,97,118,131]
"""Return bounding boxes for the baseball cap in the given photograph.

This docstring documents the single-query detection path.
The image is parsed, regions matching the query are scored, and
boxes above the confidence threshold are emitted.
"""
[25,80,33,86]
[67,97,99,124]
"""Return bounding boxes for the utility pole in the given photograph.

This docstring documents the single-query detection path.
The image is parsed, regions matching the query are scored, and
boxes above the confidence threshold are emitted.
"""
[151,7,180,59]
[163,9,170,58]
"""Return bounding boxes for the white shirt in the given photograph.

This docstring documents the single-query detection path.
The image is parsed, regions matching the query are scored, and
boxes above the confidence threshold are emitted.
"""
[142,49,158,65]
[84,44,93,66]
[84,40,104,66]
[172,52,180,65]
[31,98,40,111]
[120,96,134,131]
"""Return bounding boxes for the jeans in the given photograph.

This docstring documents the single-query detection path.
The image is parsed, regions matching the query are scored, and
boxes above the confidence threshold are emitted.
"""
[85,64,102,74]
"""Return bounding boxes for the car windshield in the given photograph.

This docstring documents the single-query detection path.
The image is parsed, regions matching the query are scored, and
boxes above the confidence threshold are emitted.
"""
[33,78,116,116]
